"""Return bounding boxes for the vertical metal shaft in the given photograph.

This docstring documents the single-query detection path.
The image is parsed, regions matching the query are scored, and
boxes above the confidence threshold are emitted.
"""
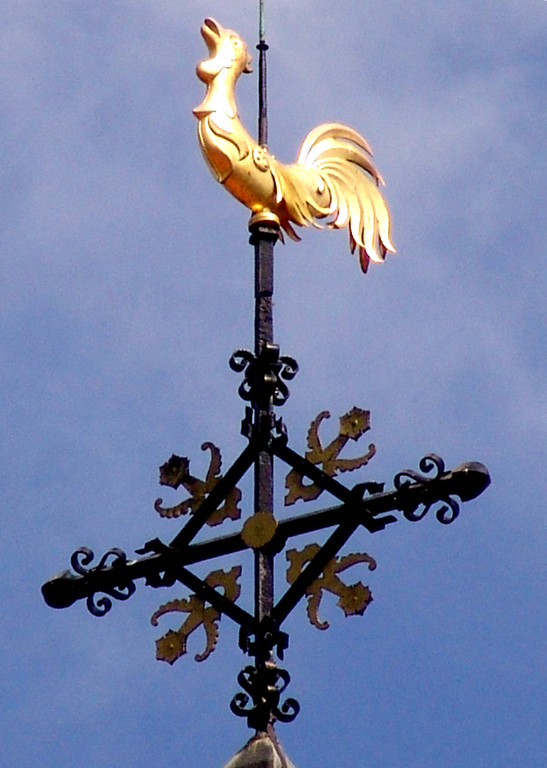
[253,0,276,642]
[249,212,279,734]
[243,3,283,731]
[258,0,268,147]
[253,229,274,627]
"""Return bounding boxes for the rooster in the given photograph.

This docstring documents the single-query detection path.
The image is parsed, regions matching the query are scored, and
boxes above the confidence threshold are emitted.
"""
[193,18,395,272]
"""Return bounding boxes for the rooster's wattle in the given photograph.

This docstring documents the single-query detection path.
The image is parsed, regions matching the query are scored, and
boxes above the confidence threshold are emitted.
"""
[193,18,395,272]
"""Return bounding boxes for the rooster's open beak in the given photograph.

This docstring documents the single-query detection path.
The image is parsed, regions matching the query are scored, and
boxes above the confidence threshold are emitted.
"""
[201,18,222,51]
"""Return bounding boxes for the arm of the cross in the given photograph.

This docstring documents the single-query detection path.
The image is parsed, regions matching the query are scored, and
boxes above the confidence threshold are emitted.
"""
[273,431,489,525]
[41,458,489,616]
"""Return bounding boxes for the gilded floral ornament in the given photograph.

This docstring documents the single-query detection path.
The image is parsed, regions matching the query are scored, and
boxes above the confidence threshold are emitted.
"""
[286,544,376,630]
[339,406,372,439]
[151,566,242,664]
[155,442,242,526]
[285,407,376,505]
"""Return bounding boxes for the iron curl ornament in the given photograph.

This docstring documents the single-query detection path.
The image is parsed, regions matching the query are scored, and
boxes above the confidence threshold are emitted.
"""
[230,662,300,730]
[394,454,460,524]
[70,547,136,616]
[229,343,298,406]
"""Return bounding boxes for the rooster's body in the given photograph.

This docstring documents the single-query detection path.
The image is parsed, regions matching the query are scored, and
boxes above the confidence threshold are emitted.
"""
[193,18,394,272]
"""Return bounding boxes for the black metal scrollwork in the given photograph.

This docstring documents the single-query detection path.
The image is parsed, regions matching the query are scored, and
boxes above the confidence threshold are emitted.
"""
[69,547,136,616]
[229,343,298,406]
[394,453,446,486]
[394,454,460,524]
[70,547,126,574]
[230,662,300,729]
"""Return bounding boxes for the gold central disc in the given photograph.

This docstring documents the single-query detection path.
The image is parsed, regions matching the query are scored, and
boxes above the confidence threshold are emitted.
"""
[241,511,278,549]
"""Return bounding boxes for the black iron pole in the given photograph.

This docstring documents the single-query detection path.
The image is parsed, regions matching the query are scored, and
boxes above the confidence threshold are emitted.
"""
[253,1,274,626]
[252,222,276,629]
[249,4,281,729]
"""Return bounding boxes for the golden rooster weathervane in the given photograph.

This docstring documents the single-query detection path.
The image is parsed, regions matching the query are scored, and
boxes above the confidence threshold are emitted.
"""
[41,10,491,768]
[193,17,395,273]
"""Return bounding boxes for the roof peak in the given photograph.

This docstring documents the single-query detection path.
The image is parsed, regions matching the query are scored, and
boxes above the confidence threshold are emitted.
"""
[222,729,296,768]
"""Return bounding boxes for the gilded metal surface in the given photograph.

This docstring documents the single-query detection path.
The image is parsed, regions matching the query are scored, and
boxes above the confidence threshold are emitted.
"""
[151,565,241,664]
[194,18,395,272]
[241,510,278,549]
[285,407,376,505]
[155,443,241,526]
[286,544,376,629]
[249,210,281,228]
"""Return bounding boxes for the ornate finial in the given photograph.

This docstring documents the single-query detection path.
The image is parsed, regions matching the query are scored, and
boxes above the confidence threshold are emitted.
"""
[193,19,395,273]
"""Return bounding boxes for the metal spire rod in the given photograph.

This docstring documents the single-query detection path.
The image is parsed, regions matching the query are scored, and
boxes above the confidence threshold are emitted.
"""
[259,0,266,40]
[249,0,279,713]
[257,0,268,146]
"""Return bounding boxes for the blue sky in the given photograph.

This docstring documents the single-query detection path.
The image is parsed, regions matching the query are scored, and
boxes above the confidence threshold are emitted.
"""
[1,1,545,766]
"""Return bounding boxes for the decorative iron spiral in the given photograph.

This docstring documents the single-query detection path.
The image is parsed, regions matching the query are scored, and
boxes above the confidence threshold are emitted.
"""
[393,454,460,525]
[230,664,300,727]
[229,345,298,406]
[70,547,136,616]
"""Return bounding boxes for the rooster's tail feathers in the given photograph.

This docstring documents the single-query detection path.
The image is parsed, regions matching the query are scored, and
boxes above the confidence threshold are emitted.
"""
[299,124,383,187]
[298,123,374,165]
[297,122,395,271]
